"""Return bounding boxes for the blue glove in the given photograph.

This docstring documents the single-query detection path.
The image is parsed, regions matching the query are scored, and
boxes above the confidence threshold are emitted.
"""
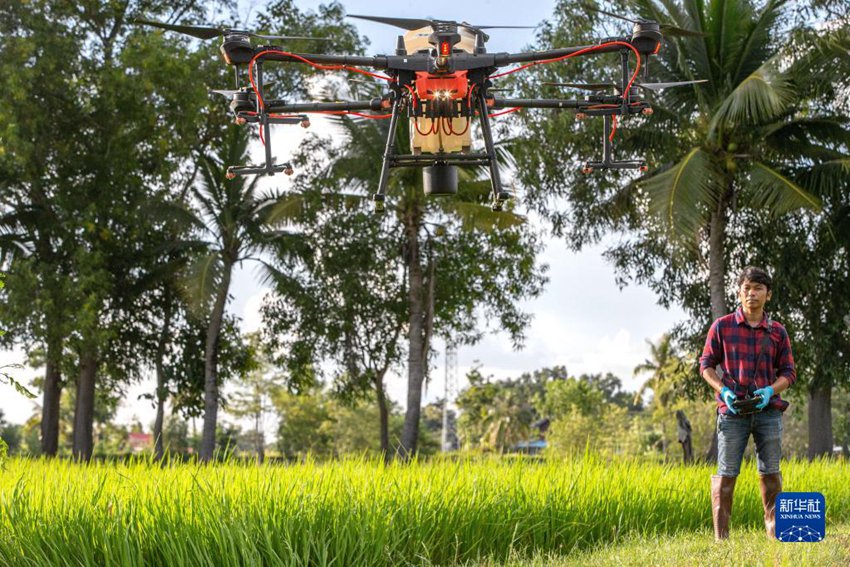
[754,386,774,410]
[720,387,738,414]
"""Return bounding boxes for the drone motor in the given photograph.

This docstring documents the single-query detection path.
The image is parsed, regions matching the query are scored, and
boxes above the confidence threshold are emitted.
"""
[630,22,662,54]
[220,33,255,65]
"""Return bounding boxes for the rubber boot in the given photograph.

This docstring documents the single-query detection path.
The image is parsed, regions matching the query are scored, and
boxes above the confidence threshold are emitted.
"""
[711,474,737,540]
[759,473,782,540]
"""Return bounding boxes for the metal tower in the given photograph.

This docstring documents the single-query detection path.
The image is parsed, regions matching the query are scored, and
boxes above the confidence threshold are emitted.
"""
[441,342,458,452]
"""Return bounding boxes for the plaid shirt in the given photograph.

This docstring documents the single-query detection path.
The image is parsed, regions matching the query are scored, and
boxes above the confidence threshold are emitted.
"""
[699,307,796,414]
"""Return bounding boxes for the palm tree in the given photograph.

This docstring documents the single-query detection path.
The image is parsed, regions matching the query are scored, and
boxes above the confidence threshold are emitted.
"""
[633,333,691,458]
[633,334,683,409]
[630,0,845,319]
[178,126,300,461]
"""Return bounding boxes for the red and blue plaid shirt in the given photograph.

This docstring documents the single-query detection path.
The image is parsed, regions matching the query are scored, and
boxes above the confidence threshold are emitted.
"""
[699,307,796,414]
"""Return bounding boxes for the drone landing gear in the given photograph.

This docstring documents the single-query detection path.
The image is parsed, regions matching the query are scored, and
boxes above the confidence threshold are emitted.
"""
[226,114,307,178]
[476,90,512,211]
[372,90,512,212]
[581,114,648,173]
[227,162,294,178]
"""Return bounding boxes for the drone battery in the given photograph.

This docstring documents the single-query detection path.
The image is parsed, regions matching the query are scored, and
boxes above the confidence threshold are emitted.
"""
[401,25,477,55]
[423,164,457,196]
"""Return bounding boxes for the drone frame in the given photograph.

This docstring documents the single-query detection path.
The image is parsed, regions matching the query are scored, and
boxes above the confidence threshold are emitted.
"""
[245,22,662,211]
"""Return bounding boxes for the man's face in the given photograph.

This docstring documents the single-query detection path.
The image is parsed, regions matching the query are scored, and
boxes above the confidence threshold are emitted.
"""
[739,279,771,311]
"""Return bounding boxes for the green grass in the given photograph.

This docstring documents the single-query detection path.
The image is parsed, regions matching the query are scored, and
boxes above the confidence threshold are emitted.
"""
[0,455,846,566]
[488,523,850,566]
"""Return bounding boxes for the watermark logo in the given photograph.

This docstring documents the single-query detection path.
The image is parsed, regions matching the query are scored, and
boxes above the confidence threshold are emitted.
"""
[776,492,825,542]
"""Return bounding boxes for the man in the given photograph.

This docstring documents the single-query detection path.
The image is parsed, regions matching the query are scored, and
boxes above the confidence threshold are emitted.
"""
[699,266,796,541]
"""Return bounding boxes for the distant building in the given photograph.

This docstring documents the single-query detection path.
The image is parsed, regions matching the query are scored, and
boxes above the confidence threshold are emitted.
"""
[127,432,152,453]
[511,439,548,455]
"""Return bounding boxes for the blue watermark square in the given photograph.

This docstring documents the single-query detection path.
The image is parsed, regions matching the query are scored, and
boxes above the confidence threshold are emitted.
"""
[775,492,825,542]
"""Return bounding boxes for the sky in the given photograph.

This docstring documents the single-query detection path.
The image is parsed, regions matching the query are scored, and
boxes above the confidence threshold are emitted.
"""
[0,1,687,427]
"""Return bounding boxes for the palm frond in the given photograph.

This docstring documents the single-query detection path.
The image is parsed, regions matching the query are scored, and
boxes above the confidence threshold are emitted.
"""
[255,258,300,289]
[265,194,307,225]
[641,147,723,241]
[747,162,822,214]
[731,0,786,85]
[762,117,850,161]
[183,251,223,313]
[439,201,526,232]
[142,199,208,232]
[795,158,850,200]
[708,58,795,138]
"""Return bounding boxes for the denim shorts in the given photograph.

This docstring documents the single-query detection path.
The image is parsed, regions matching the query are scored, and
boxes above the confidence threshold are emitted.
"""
[716,409,783,477]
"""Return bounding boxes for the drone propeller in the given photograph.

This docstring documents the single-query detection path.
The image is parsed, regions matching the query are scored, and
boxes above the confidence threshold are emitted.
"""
[210,80,277,98]
[635,79,708,91]
[133,18,330,42]
[544,79,707,91]
[348,14,533,34]
[586,7,705,37]
[210,89,242,97]
[543,82,616,91]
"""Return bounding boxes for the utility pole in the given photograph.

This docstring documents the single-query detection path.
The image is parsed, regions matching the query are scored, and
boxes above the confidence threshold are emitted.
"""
[441,342,458,452]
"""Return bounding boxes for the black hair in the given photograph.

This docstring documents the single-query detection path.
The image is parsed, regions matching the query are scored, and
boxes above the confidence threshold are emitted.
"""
[737,266,772,290]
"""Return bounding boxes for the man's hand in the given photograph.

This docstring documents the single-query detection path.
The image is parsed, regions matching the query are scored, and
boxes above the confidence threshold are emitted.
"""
[754,385,774,410]
[720,387,738,414]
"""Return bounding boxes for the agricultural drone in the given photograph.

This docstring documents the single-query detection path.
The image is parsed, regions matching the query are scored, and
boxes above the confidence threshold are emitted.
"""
[136,11,705,211]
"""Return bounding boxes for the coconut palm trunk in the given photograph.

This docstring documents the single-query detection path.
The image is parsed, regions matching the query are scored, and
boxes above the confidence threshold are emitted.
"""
[400,215,426,459]
[200,262,233,461]
[705,199,730,462]
[708,207,729,321]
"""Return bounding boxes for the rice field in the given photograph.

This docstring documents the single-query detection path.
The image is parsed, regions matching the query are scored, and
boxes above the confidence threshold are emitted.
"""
[0,455,847,566]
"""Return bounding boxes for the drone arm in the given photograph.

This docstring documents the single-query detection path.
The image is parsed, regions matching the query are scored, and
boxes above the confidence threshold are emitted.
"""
[264,99,386,113]
[490,97,582,109]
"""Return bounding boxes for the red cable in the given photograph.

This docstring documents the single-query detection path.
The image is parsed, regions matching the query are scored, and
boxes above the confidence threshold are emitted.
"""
[315,111,392,119]
[490,41,640,83]
[248,49,395,109]
[488,108,522,118]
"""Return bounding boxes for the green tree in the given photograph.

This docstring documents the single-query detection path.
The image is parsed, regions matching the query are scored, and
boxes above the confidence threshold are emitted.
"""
[456,366,553,451]
[542,374,632,457]
[158,413,190,456]
[226,333,279,463]
[262,189,407,460]
[273,387,335,460]
[0,0,229,460]
[0,410,23,455]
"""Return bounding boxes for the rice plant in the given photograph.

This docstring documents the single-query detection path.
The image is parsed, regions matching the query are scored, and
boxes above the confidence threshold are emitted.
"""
[0,455,846,566]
